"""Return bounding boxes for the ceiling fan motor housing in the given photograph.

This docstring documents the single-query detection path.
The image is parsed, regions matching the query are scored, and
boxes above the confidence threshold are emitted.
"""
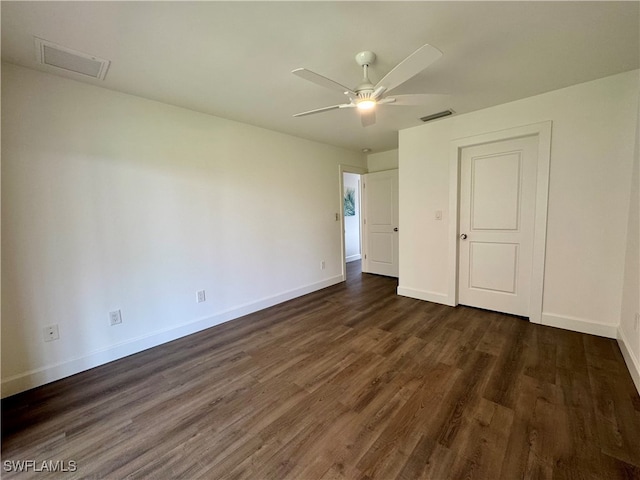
[355,51,377,98]
[356,82,375,97]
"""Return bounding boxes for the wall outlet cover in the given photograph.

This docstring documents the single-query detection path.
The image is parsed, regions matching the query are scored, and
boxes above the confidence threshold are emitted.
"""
[109,310,122,326]
[197,290,206,303]
[43,324,59,342]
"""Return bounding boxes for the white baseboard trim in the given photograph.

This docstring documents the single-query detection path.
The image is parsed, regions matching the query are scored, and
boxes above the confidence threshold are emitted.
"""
[617,327,640,395]
[397,286,455,306]
[346,254,362,263]
[540,312,617,339]
[1,275,344,398]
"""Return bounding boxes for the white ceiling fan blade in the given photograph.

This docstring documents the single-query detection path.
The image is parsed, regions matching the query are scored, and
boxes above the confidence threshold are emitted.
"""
[375,44,443,94]
[381,94,449,106]
[361,109,376,127]
[372,86,387,100]
[292,68,356,96]
[293,103,354,117]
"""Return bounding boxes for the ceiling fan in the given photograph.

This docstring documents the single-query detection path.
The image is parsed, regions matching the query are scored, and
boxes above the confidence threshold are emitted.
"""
[292,44,443,127]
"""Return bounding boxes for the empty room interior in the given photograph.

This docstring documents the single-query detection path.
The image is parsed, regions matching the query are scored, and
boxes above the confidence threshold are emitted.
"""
[2,2,640,479]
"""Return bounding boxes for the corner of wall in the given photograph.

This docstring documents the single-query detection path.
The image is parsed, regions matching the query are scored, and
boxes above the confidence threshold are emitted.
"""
[616,73,640,396]
[618,327,640,395]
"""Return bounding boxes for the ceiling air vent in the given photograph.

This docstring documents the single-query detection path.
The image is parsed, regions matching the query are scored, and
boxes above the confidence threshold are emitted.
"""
[34,37,110,80]
[420,109,454,123]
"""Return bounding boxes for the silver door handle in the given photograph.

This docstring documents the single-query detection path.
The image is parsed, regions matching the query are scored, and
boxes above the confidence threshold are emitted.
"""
[460,233,467,240]
[393,227,398,232]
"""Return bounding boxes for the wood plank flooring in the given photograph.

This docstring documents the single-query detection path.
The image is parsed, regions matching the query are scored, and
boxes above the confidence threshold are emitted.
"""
[3,261,640,479]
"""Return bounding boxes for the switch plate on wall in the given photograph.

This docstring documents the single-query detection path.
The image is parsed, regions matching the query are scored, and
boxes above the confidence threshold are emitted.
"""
[435,210,442,220]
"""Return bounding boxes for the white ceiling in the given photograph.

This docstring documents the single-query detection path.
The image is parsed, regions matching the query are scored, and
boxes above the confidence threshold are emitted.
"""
[2,1,638,152]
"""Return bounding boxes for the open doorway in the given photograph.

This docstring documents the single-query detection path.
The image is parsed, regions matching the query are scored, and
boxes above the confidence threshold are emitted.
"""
[340,166,366,281]
[343,172,362,262]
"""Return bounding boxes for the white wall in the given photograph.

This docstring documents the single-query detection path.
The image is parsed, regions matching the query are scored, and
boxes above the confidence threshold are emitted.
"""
[1,63,366,396]
[343,173,361,262]
[399,70,639,339]
[367,149,398,172]
[619,93,640,392]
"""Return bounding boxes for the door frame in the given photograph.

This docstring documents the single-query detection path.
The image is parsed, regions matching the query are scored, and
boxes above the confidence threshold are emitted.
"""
[448,121,552,323]
[339,164,368,281]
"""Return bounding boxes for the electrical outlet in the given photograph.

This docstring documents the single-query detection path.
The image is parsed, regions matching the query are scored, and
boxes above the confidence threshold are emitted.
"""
[197,290,206,303]
[320,260,326,270]
[435,210,442,220]
[635,312,640,332]
[109,310,122,326]
[43,324,59,342]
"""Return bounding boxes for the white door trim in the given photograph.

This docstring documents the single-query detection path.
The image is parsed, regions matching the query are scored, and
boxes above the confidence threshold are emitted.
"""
[448,121,552,323]
[339,164,368,281]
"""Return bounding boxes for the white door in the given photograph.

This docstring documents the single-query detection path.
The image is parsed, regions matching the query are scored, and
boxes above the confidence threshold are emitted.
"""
[458,136,538,316]
[363,170,399,277]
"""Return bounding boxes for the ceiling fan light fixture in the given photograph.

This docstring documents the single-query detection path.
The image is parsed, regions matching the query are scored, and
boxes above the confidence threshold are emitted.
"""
[357,99,376,111]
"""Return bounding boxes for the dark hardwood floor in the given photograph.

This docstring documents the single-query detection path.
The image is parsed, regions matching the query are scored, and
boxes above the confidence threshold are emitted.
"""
[3,261,640,479]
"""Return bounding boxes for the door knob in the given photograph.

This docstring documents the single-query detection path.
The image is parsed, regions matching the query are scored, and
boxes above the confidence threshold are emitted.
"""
[460,233,467,240]
[393,227,399,232]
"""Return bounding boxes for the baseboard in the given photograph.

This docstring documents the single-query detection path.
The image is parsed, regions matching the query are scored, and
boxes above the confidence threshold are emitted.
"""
[397,286,455,306]
[617,327,640,395]
[1,275,344,398]
[346,254,362,263]
[540,312,618,339]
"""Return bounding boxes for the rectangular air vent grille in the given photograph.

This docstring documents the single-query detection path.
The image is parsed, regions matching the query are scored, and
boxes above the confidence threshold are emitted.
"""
[420,109,454,123]
[35,37,110,80]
